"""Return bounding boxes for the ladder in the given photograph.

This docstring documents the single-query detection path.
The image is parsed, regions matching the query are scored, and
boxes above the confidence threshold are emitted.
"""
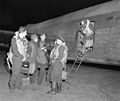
[66,54,85,84]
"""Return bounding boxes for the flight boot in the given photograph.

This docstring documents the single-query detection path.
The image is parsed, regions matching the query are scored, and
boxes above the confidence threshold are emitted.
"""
[46,82,57,94]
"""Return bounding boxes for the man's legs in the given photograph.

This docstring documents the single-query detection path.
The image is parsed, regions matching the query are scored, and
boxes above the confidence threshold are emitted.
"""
[30,70,38,84]
[30,62,39,84]
[9,68,22,91]
[55,62,63,93]
[9,73,16,90]
[37,64,46,85]
[46,65,53,84]
[47,81,57,94]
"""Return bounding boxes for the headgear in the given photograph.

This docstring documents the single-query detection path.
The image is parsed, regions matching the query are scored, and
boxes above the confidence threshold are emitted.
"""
[18,26,27,38]
[40,33,46,41]
[55,35,65,45]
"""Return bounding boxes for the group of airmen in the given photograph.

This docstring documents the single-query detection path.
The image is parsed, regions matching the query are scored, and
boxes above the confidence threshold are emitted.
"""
[7,18,94,95]
[7,26,68,94]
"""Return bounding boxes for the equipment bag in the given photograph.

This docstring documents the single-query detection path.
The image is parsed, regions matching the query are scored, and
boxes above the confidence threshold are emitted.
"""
[21,61,29,74]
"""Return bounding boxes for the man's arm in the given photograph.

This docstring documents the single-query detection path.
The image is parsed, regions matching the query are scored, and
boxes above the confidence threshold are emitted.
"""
[29,42,34,58]
[11,38,23,59]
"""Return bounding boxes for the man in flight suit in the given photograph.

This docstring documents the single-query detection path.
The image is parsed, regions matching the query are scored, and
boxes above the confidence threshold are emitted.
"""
[47,36,68,94]
[28,34,38,84]
[46,42,57,85]
[36,34,48,85]
[8,27,28,92]
[76,19,94,57]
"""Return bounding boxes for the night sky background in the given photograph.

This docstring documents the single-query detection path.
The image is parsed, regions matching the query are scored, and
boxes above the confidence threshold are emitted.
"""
[0,0,112,31]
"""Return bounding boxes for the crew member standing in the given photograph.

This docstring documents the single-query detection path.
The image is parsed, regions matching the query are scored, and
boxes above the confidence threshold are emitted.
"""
[36,34,48,85]
[47,36,68,94]
[46,42,57,85]
[8,27,28,91]
[28,34,38,84]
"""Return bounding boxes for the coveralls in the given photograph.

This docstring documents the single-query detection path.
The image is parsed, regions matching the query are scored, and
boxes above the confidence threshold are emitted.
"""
[28,40,38,84]
[36,41,48,85]
[50,43,68,93]
[9,37,25,90]
[46,44,57,84]
[51,44,67,83]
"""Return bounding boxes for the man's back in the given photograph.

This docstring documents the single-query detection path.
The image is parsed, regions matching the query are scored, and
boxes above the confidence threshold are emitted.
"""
[28,41,38,63]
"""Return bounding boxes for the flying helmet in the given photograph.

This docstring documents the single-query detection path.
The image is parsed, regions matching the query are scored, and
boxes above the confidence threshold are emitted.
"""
[80,19,87,25]
[55,35,65,45]
[19,26,26,33]
[31,34,38,42]
[40,33,46,41]
[18,26,27,38]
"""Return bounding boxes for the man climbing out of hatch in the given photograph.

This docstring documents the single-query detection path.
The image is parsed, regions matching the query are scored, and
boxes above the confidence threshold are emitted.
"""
[28,34,38,85]
[47,35,68,94]
[76,19,94,58]
[36,33,48,85]
[8,26,28,92]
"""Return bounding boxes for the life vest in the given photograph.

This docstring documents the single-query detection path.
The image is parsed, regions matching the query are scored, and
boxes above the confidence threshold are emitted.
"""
[54,43,68,67]
[13,32,28,58]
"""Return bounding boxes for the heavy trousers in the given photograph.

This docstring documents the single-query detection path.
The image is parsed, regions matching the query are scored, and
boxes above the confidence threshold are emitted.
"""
[9,57,22,90]
[47,62,63,94]
[37,64,47,85]
[51,62,63,83]
[30,63,47,85]
[46,65,53,84]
